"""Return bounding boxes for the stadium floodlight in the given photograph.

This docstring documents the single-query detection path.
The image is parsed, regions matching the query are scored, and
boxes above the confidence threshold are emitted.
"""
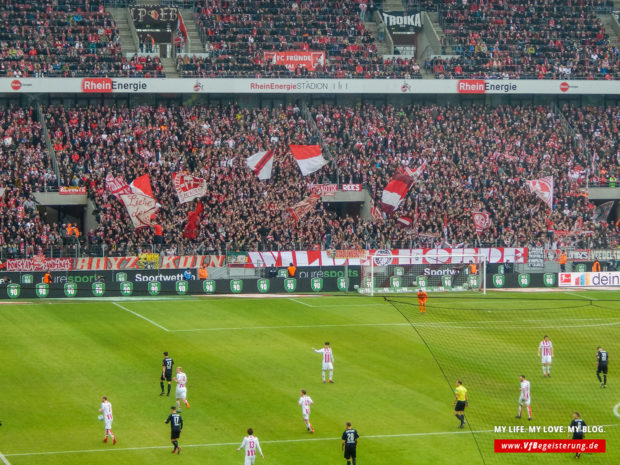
[358,253,487,296]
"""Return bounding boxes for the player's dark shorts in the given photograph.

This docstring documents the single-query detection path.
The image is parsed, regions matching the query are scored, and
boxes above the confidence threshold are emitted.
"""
[161,370,172,382]
[597,364,608,374]
[171,428,181,440]
[572,433,584,440]
[455,401,467,411]
[344,444,357,459]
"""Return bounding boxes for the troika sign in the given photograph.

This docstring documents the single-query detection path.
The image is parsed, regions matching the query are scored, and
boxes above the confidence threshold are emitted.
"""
[1,79,618,95]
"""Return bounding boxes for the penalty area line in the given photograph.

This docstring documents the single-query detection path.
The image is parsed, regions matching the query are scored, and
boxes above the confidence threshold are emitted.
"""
[0,451,12,465]
[4,429,495,457]
[112,302,169,332]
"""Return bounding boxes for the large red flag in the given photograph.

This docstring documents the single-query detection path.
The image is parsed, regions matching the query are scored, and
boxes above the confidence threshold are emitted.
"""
[472,211,491,233]
[183,201,204,239]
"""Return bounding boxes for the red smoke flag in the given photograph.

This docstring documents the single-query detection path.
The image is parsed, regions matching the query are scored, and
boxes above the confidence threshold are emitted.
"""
[380,171,415,215]
[183,201,204,239]
[246,150,274,180]
[472,211,491,233]
[526,176,553,209]
[286,194,320,223]
[172,172,207,204]
[289,145,328,176]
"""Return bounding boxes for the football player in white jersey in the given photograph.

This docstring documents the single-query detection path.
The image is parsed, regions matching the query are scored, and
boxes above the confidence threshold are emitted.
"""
[175,367,190,410]
[298,389,314,433]
[538,335,554,377]
[237,428,264,464]
[516,375,532,420]
[99,396,116,444]
[313,341,335,383]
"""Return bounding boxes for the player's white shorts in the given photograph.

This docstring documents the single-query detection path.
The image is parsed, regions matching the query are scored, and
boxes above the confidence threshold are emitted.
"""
[176,386,187,399]
[519,395,531,406]
[301,408,310,420]
[244,453,256,465]
[541,355,552,364]
[322,362,333,371]
[104,419,113,430]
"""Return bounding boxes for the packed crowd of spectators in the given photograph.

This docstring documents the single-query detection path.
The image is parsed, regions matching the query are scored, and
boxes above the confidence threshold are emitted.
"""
[312,103,618,250]
[0,105,61,259]
[27,102,617,257]
[435,0,619,79]
[0,0,164,78]
[179,0,387,78]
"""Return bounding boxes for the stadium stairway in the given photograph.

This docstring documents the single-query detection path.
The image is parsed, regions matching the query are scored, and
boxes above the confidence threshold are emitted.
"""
[161,57,179,77]
[178,8,206,55]
[597,13,620,45]
[426,11,453,55]
[108,8,138,55]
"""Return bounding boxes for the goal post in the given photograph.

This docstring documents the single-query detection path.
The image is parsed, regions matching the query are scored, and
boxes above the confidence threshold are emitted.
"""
[357,254,487,296]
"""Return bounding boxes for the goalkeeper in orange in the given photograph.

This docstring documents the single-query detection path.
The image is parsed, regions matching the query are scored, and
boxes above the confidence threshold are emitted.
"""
[417,289,428,313]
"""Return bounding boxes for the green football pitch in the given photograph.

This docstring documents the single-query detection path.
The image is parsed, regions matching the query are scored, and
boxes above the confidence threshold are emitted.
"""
[0,291,618,465]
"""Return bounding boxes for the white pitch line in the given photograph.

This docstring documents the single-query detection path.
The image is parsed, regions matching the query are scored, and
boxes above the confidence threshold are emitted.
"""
[289,298,315,307]
[112,302,169,332]
[170,322,411,332]
[0,452,12,465]
[566,292,599,301]
[3,429,494,457]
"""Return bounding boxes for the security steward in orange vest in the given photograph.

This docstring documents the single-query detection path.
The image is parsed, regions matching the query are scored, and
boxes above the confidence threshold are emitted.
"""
[287,263,297,277]
[559,251,567,272]
[198,265,208,280]
[43,271,52,284]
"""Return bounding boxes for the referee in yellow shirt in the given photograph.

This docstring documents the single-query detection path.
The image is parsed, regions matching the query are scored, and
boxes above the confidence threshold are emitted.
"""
[453,380,468,428]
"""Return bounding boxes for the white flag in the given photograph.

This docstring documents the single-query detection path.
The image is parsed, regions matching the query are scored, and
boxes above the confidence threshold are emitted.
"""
[246,150,274,180]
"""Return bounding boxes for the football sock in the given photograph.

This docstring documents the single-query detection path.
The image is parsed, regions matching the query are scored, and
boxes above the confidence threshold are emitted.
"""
[527,406,532,418]
[160,381,164,392]
[329,371,333,381]
[184,400,190,408]
[347,461,351,465]
[109,431,114,439]
[352,459,356,465]
[167,384,171,395]
[603,375,607,384]
[322,371,326,382]
[518,405,522,416]
[173,440,178,450]
[542,366,546,375]
[597,373,602,382]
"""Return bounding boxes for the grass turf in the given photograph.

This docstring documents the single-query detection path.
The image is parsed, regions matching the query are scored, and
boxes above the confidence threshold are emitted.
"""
[0,291,618,464]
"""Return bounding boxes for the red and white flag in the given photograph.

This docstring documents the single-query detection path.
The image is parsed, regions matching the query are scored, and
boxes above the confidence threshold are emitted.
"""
[119,193,158,229]
[172,172,207,204]
[526,176,554,209]
[130,173,154,198]
[472,211,491,233]
[286,194,320,223]
[289,145,328,176]
[370,199,383,221]
[105,174,132,201]
[246,150,274,180]
[380,170,415,215]
[396,216,413,228]
[404,161,426,179]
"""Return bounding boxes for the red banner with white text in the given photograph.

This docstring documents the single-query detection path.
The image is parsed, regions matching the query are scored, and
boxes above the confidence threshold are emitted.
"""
[263,51,326,71]
[6,257,73,272]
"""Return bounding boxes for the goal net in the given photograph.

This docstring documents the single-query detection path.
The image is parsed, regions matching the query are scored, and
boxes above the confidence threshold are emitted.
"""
[358,254,487,296]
